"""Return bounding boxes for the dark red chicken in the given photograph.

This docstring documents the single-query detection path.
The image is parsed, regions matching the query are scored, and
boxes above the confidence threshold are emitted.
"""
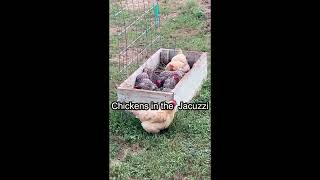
[135,72,149,84]
[159,70,184,81]
[143,67,162,88]
[134,78,157,91]
[163,74,180,89]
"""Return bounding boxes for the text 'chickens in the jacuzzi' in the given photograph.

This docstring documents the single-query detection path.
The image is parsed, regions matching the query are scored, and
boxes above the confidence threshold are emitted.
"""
[111,101,209,110]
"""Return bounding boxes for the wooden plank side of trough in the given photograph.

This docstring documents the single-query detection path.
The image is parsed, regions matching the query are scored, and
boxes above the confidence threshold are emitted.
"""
[117,87,174,103]
[172,52,208,105]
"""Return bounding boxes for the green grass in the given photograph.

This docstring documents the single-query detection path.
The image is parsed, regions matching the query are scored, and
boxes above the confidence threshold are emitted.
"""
[109,0,211,179]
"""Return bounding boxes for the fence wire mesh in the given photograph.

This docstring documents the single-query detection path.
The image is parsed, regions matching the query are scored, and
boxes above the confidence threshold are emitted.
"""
[109,0,162,74]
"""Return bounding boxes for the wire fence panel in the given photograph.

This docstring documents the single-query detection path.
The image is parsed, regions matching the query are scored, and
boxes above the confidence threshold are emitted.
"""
[110,0,161,74]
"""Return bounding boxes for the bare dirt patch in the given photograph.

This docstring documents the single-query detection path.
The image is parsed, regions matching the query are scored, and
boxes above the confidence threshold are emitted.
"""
[110,26,120,35]
[171,171,188,180]
[160,12,179,22]
[174,28,200,37]
[130,143,141,153]
[158,0,184,21]
[110,136,144,168]
[198,0,211,32]
[114,0,151,12]
[159,0,186,9]
[109,47,151,67]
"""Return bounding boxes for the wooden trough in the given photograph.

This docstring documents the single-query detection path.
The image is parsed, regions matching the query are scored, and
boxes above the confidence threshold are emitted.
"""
[117,48,208,106]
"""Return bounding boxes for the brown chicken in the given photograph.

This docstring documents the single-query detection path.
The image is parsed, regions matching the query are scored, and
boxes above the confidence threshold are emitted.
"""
[172,49,187,63]
[165,49,190,73]
[163,74,180,89]
[166,61,190,73]
[130,100,177,133]
[134,78,157,91]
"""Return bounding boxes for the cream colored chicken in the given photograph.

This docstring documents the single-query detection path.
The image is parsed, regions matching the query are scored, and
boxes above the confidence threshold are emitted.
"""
[165,49,190,73]
[130,100,177,133]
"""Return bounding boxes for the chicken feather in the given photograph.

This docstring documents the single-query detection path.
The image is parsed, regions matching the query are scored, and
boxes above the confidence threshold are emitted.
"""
[130,100,177,133]
[165,50,190,73]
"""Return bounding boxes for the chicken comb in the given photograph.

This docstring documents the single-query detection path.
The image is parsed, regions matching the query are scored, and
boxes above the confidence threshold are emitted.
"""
[170,99,177,106]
